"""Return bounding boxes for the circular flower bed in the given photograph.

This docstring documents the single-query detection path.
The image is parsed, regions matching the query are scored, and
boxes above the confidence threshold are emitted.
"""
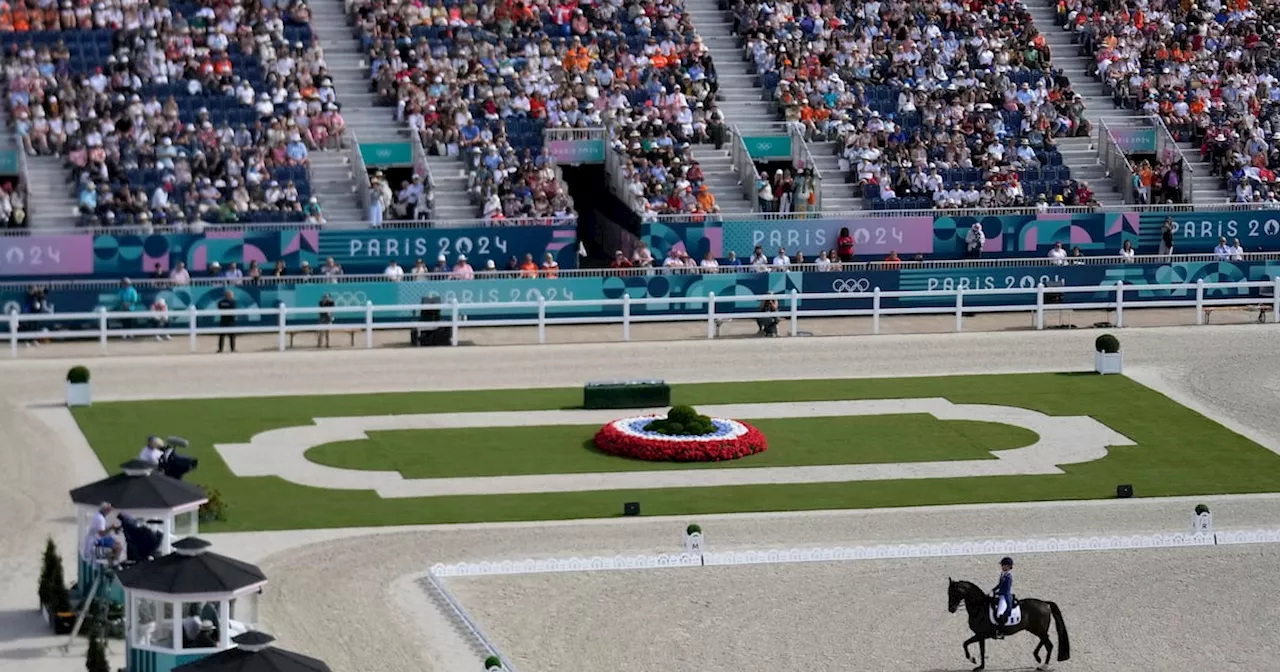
[594,415,768,462]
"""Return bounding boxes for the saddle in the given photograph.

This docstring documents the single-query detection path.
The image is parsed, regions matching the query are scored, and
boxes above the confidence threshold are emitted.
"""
[988,595,1022,627]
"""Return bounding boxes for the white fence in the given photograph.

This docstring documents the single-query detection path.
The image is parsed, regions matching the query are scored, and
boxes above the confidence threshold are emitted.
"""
[6,278,1280,357]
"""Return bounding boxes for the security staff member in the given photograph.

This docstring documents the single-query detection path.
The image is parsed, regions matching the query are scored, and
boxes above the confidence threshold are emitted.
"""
[216,290,237,353]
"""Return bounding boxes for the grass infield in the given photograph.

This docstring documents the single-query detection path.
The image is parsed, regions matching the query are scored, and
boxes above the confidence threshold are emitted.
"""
[72,373,1280,531]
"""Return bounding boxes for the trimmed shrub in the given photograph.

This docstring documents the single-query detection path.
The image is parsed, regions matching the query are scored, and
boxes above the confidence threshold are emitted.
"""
[85,633,110,672]
[686,524,702,535]
[39,539,71,613]
[1195,504,1210,515]
[646,405,716,436]
[66,366,91,384]
[199,488,227,523]
[484,655,503,670]
[1095,334,1120,354]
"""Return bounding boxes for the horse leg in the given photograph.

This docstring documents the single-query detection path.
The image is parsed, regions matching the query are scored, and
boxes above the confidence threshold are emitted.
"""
[1037,632,1054,670]
[973,638,987,672]
[962,634,982,664]
[1033,638,1043,663]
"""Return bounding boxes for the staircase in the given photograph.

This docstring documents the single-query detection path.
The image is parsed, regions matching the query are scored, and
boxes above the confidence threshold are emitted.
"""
[425,156,477,220]
[307,152,364,225]
[688,146,754,215]
[24,157,79,229]
[311,0,405,144]
[684,0,785,134]
[803,141,862,212]
[1178,141,1230,204]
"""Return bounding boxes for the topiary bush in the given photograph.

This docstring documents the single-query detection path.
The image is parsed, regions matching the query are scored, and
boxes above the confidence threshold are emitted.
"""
[38,538,71,614]
[85,632,110,672]
[686,524,702,535]
[1095,334,1120,354]
[484,655,503,670]
[1195,504,1210,515]
[66,366,91,384]
[645,405,716,436]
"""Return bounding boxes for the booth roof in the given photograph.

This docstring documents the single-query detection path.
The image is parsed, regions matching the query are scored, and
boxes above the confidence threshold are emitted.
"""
[117,539,267,595]
[69,461,206,510]
[172,632,331,672]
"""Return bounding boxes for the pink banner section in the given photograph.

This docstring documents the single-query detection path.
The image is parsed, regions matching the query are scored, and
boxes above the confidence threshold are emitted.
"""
[0,235,95,276]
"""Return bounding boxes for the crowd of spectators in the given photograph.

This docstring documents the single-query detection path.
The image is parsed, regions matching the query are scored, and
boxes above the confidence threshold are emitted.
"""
[731,0,1092,211]
[0,178,27,227]
[1066,0,1280,204]
[352,0,728,219]
[3,0,344,227]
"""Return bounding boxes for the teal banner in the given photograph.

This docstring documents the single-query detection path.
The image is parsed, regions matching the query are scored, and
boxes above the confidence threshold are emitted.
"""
[359,143,414,167]
[315,225,578,271]
[7,260,1280,324]
[1110,128,1158,153]
[1142,211,1280,254]
[546,138,606,164]
[0,150,16,174]
[742,136,792,160]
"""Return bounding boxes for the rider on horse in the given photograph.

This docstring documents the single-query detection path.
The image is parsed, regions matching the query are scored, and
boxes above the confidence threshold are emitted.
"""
[992,557,1014,638]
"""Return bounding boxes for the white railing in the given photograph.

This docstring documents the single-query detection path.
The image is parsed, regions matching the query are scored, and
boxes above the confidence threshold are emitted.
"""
[6,279,1279,357]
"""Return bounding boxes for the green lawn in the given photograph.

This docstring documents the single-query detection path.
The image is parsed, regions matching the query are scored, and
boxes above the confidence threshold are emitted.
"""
[71,373,1280,531]
[303,416,1033,478]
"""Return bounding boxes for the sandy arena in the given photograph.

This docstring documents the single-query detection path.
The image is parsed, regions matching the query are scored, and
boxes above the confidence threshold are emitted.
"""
[3,324,1280,671]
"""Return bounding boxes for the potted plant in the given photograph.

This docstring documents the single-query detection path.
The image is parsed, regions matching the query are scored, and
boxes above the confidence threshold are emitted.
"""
[1193,504,1213,534]
[484,655,504,671]
[85,632,110,672]
[1094,334,1122,375]
[38,539,75,634]
[683,523,704,553]
[65,366,91,407]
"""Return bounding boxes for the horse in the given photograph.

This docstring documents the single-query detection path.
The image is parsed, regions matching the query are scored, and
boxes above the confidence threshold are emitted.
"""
[947,578,1070,671]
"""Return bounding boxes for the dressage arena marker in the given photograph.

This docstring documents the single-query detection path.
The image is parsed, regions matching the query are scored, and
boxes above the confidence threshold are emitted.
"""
[214,399,1135,497]
[423,528,1280,670]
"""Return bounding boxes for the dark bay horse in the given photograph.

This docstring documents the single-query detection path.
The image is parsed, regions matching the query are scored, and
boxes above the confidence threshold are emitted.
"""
[947,579,1070,671]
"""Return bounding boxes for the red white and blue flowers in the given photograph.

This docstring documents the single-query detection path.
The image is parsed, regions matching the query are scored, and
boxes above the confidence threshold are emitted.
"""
[594,415,768,462]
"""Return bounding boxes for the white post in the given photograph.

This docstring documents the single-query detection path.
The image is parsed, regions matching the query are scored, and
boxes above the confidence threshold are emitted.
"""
[1115,281,1125,328]
[187,304,198,352]
[706,292,716,339]
[872,287,881,335]
[622,294,631,342]
[1195,279,1205,325]
[218,600,231,649]
[365,301,374,349]
[954,287,964,332]
[1273,277,1279,323]
[450,299,460,346]
[1035,283,1045,330]
[789,289,798,337]
[98,307,108,353]
[537,296,547,344]
[8,310,17,358]
[171,600,182,652]
[277,303,287,351]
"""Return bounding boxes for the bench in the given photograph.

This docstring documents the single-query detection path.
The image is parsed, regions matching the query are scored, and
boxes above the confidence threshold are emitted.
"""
[288,328,361,348]
[1203,305,1272,324]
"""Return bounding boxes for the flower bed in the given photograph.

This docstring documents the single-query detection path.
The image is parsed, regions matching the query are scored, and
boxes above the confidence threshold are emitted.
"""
[594,416,768,462]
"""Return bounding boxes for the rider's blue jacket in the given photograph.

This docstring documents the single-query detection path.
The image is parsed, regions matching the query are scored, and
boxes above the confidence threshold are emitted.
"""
[994,571,1013,600]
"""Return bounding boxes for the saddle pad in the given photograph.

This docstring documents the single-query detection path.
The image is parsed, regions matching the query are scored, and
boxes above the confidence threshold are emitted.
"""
[989,604,1022,627]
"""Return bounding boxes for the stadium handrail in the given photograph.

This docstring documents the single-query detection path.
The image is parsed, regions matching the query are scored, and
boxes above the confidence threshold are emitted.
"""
[15,127,30,223]
[349,130,372,215]
[1153,116,1194,202]
[8,277,1279,356]
[729,125,762,210]
[1098,118,1140,204]
[7,252,1280,291]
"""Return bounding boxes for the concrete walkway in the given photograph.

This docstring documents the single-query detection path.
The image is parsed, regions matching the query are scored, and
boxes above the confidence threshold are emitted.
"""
[214,399,1134,497]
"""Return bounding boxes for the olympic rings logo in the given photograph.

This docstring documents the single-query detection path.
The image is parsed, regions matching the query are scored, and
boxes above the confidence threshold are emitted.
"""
[831,278,871,293]
[328,291,369,307]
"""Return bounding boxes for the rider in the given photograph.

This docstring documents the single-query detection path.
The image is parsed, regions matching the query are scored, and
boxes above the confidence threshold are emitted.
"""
[992,557,1014,638]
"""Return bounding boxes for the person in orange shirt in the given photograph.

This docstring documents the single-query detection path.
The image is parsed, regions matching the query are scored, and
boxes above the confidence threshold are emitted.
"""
[695,185,716,212]
[540,252,560,278]
[883,251,902,268]
[519,253,539,278]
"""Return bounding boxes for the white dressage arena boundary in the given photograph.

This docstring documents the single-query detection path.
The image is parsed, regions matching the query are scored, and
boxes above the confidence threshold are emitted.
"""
[213,399,1136,497]
[424,527,1280,672]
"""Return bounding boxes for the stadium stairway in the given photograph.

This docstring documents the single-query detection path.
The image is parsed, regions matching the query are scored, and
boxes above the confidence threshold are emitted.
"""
[687,145,755,215]
[1024,0,1231,205]
[685,0,787,135]
[308,152,365,226]
[311,0,406,144]
[24,156,80,229]
[802,141,863,213]
[424,156,478,220]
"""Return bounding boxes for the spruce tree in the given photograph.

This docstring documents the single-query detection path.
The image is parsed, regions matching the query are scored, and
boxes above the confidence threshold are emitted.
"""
[85,633,110,672]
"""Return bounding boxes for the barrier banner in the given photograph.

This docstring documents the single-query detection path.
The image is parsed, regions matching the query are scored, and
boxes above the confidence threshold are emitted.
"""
[931,212,1140,258]
[316,225,579,273]
[359,143,414,167]
[722,217,934,258]
[1109,128,1158,153]
[0,150,17,175]
[741,136,792,160]
[91,230,321,277]
[0,234,95,276]
[1144,211,1280,254]
[546,139,606,164]
[11,260,1278,328]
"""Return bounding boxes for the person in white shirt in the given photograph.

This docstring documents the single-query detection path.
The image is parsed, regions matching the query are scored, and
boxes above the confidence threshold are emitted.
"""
[772,247,791,269]
[169,262,190,286]
[1228,237,1245,260]
[815,251,832,270]
[1118,240,1136,263]
[138,436,166,465]
[1213,237,1232,261]
[151,297,171,340]
[84,502,113,559]
[699,252,720,271]
[1047,242,1068,266]
[384,260,405,281]
[749,246,769,271]
[663,250,683,269]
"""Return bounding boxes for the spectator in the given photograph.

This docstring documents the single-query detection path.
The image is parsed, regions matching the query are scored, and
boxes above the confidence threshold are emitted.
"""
[756,295,779,337]
[1118,240,1135,263]
[541,252,560,278]
[384,259,405,281]
[1229,238,1245,261]
[771,247,790,269]
[610,251,633,269]
[1213,237,1232,261]
[815,250,831,271]
[170,262,191,286]
[432,256,449,273]
[700,252,719,270]
[322,257,344,279]
[965,224,986,259]
[118,278,139,339]
[1048,242,1067,266]
[1160,218,1176,257]
[749,245,768,271]
[216,290,236,353]
[724,250,742,268]
[450,255,475,280]
[836,227,855,263]
[411,258,429,279]
[632,242,655,268]
[317,293,335,348]
[883,251,902,268]
[150,297,170,341]
[519,253,539,278]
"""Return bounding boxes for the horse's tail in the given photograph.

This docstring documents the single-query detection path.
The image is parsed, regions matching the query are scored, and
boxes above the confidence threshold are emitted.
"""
[1049,601,1071,661]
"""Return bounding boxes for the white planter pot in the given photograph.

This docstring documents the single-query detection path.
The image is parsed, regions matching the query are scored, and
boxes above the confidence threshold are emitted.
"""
[1193,512,1213,535]
[1094,352,1123,375]
[683,531,704,554]
[66,382,92,407]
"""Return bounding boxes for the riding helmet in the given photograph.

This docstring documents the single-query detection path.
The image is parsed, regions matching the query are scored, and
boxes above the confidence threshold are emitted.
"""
[1000,557,1014,567]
